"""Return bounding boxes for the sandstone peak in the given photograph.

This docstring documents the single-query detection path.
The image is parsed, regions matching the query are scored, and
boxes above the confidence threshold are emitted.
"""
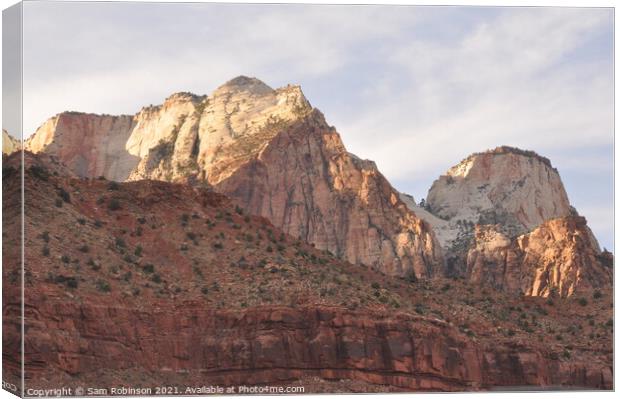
[447,146,555,178]
[215,75,274,96]
[163,91,205,105]
[427,145,572,234]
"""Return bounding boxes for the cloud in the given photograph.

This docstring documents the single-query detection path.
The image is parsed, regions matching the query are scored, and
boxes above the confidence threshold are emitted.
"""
[21,3,417,135]
[336,8,612,179]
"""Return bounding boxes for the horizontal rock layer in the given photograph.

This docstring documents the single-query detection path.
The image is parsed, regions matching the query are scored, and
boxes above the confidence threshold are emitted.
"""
[3,302,611,391]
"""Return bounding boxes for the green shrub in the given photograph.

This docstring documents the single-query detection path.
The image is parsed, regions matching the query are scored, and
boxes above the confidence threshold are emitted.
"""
[96,279,111,292]
[87,258,100,271]
[108,198,121,211]
[29,165,49,180]
[578,297,588,307]
[58,188,71,203]
[40,231,50,243]
[143,264,155,274]
[114,237,126,248]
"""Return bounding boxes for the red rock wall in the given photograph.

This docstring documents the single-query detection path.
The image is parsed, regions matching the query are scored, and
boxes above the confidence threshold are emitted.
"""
[8,300,611,391]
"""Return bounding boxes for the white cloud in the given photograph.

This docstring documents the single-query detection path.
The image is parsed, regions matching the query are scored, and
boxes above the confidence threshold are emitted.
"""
[334,7,613,180]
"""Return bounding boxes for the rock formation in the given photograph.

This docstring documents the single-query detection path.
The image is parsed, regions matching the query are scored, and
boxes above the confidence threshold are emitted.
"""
[24,76,443,278]
[466,217,612,297]
[2,129,20,154]
[26,112,137,180]
[427,146,573,236]
[406,146,611,296]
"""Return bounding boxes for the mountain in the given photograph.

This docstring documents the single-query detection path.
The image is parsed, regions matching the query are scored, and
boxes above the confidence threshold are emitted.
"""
[401,146,611,296]
[2,151,613,391]
[22,77,611,296]
[24,76,443,279]
[427,147,573,233]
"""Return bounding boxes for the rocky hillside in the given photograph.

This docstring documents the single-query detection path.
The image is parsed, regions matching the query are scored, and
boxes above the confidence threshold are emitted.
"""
[2,151,613,392]
[24,76,442,279]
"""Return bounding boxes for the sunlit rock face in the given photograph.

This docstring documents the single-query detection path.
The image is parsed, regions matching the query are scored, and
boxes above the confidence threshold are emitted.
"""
[427,147,572,236]
[466,217,611,297]
[25,113,137,181]
[2,129,20,154]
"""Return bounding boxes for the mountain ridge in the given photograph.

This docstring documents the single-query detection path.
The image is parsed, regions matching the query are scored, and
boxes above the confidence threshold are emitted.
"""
[6,76,612,296]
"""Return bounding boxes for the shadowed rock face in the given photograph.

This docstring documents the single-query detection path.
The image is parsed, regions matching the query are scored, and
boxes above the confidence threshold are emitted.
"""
[26,113,138,180]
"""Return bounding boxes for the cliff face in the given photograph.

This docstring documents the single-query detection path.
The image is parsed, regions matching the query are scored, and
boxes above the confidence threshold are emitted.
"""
[406,146,611,296]
[466,217,612,297]
[214,110,442,277]
[427,147,572,236]
[9,303,612,392]
[2,129,20,154]
[23,76,443,279]
[26,113,137,180]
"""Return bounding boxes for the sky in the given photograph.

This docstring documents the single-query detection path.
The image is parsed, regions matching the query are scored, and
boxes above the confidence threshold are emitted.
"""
[16,2,614,250]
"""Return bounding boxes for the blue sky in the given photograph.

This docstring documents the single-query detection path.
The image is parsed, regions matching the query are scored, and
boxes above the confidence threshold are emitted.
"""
[19,2,614,250]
